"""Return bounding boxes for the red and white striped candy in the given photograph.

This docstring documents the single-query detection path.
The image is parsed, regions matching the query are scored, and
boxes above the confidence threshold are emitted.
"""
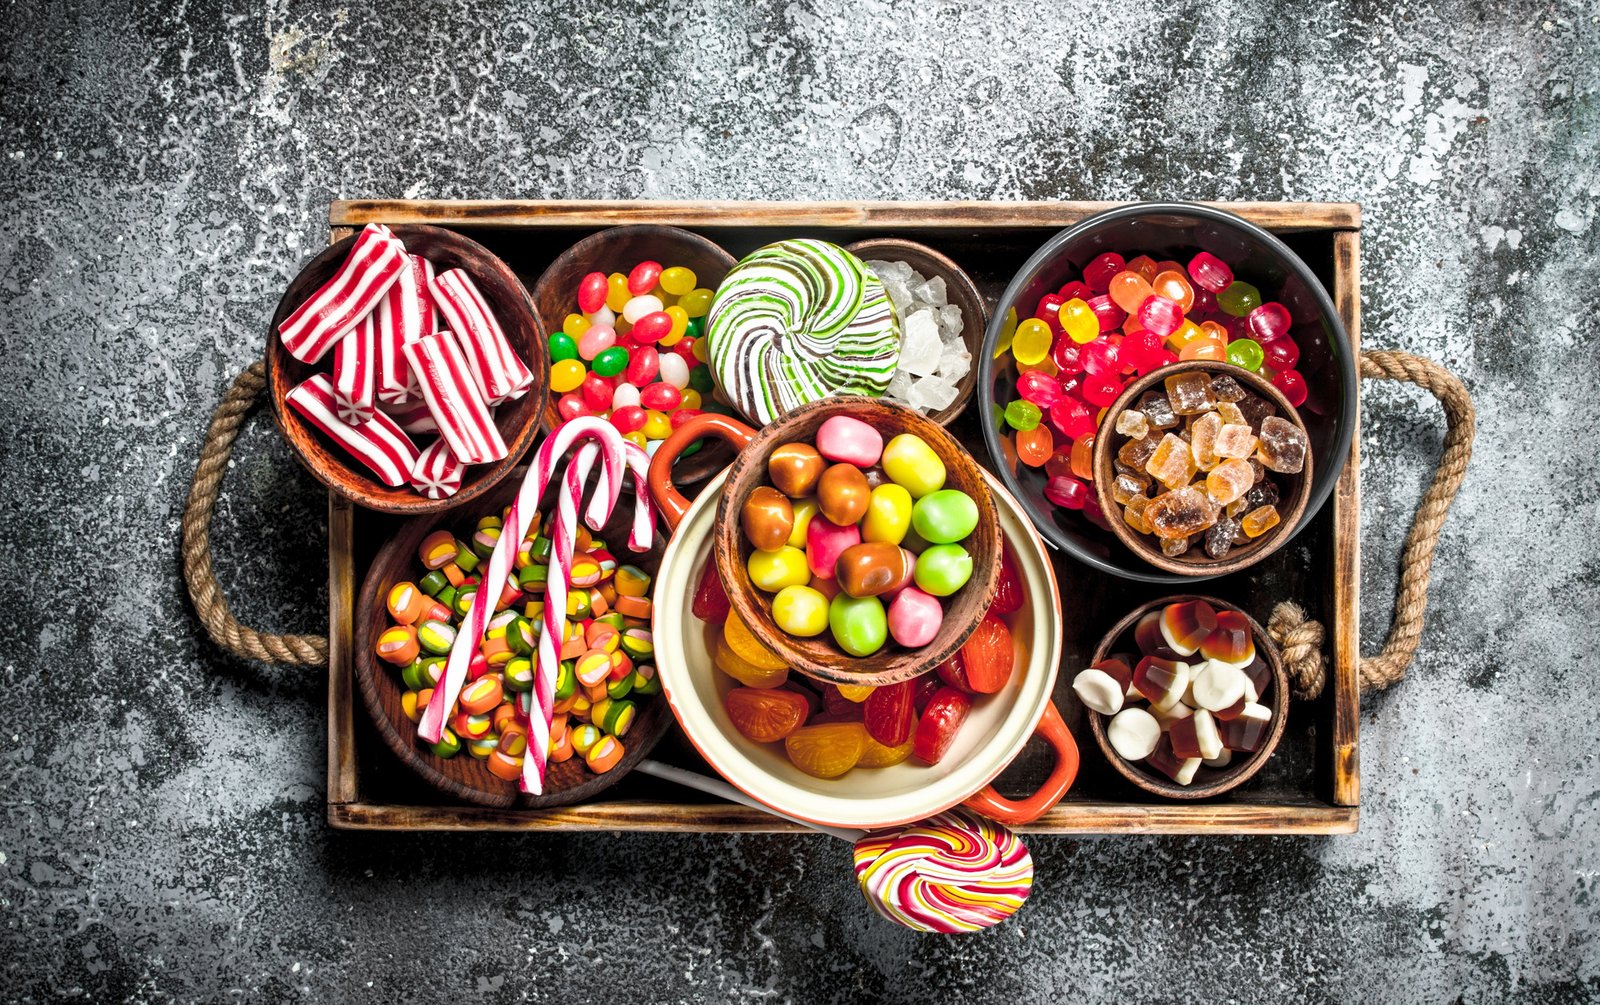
[278,224,407,364]
[375,253,436,405]
[409,439,464,500]
[284,373,421,487]
[431,268,533,405]
[402,331,508,465]
[377,399,439,436]
[331,314,377,424]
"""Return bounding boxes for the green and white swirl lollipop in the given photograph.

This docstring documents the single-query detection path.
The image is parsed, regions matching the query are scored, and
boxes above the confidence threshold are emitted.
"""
[706,239,901,426]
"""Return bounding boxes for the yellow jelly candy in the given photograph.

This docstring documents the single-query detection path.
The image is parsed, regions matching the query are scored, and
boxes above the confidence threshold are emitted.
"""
[680,388,703,410]
[1015,355,1058,376]
[861,483,913,544]
[723,611,787,671]
[691,337,710,363]
[993,306,1019,359]
[856,735,915,768]
[836,684,876,702]
[664,305,689,342]
[1061,298,1099,344]
[642,409,672,440]
[1168,319,1205,349]
[714,631,788,688]
[1011,318,1052,365]
[623,430,648,449]
[605,272,630,312]
[771,585,829,637]
[562,313,591,338]
[550,359,586,394]
[880,433,947,498]
[747,546,810,592]
[659,265,697,296]
[787,498,818,548]
[680,288,714,317]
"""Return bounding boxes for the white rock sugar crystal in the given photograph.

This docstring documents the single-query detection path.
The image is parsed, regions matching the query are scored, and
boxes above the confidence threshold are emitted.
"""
[867,260,918,316]
[937,345,971,383]
[907,375,960,412]
[885,370,914,403]
[867,260,915,283]
[900,310,943,376]
[912,276,947,305]
[938,304,964,338]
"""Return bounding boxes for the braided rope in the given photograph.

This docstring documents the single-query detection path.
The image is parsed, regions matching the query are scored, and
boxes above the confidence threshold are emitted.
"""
[180,361,329,665]
[1269,350,1476,696]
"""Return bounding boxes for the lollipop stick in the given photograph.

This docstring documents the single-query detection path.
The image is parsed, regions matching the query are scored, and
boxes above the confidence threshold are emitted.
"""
[635,760,863,842]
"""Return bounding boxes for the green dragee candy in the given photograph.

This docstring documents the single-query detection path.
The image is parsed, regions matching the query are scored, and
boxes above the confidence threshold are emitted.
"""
[913,544,973,597]
[592,346,629,377]
[828,594,888,657]
[548,332,578,362]
[910,490,980,545]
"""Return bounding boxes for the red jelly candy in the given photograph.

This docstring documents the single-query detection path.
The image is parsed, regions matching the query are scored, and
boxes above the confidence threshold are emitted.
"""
[1058,280,1093,301]
[1080,372,1124,408]
[557,392,591,421]
[625,347,660,386]
[989,545,1023,616]
[1120,330,1164,373]
[1052,338,1084,374]
[1186,252,1233,293]
[1080,339,1121,376]
[578,272,608,314]
[1138,295,1184,337]
[1044,475,1087,510]
[1017,370,1063,407]
[1035,293,1066,329]
[627,260,662,296]
[936,655,975,694]
[639,382,682,411]
[1050,398,1096,441]
[1087,294,1127,332]
[1263,336,1301,370]
[670,407,704,428]
[863,681,915,746]
[632,311,673,345]
[579,373,613,412]
[1132,655,1187,707]
[913,673,942,713]
[610,405,647,434]
[691,559,730,621]
[912,688,973,765]
[1190,286,1218,318]
[1273,368,1308,407]
[671,338,699,364]
[1082,253,1126,293]
[958,614,1014,693]
[1247,302,1292,343]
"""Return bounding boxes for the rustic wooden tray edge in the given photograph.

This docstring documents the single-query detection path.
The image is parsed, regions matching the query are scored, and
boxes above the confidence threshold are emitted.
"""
[324,200,1362,835]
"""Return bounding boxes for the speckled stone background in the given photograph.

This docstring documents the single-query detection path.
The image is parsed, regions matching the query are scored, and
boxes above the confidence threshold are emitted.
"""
[2,1,1596,1001]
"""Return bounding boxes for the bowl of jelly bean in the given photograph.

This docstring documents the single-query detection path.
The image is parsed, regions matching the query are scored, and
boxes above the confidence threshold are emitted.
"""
[1092,361,1313,576]
[647,396,1003,688]
[530,225,738,483]
[1074,596,1289,800]
[354,472,673,808]
[976,202,1357,583]
[646,462,1078,830]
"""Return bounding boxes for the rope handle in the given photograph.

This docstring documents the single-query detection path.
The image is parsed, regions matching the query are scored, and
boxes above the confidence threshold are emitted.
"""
[1270,350,1476,697]
[181,361,330,666]
[183,351,1473,681]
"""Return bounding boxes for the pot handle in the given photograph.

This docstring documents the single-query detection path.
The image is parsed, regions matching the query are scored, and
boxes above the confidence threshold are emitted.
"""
[962,701,1078,827]
[646,412,757,530]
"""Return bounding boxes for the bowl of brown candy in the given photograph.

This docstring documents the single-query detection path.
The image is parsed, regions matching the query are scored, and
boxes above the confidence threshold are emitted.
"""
[1091,360,1311,576]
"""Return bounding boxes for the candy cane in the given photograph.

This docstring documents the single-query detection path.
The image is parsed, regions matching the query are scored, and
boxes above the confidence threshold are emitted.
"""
[417,417,628,745]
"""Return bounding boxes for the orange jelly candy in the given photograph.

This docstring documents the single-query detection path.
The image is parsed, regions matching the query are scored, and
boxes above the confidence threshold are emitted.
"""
[784,722,868,779]
[1070,433,1096,482]
[726,687,811,743]
[713,630,788,689]
[723,612,787,672]
[1015,425,1053,467]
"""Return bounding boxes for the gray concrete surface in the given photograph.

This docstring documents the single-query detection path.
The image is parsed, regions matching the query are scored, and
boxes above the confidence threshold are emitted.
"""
[2,1,1596,1001]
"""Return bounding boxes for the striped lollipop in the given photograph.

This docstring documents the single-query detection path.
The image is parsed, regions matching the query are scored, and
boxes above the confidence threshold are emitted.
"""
[851,808,1034,933]
[705,238,900,426]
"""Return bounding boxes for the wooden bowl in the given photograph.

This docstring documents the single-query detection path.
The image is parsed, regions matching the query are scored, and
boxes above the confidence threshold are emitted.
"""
[648,396,1002,688]
[1092,360,1312,577]
[1085,595,1289,800]
[266,224,548,515]
[529,225,737,484]
[843,237,988,426]
[354,467,671,808]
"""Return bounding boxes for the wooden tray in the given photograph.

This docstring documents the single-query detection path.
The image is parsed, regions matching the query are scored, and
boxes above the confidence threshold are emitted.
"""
[325,201,1361,835]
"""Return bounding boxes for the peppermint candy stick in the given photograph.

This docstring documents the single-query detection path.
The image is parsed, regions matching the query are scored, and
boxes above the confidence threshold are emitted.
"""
[432,268,533,405]
[278,223,407,364]
[402,331,507,464]
[376,399,438,436]
[331,314,377,424]
[284,373,420,487]
[409,439,464,500]
[418,417,626,746]
[375,253,434,405]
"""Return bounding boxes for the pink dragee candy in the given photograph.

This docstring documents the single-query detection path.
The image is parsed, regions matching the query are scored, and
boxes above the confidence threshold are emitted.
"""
[814,415,884,467]
[805,517,861,579]
[284,373,420,487]
[402,331,508,465]
[331,314,378,424]
[408,439,464,500]
[887,586,943,647]
[431,268,533,405]
[278,223,408,364]
[374,253,436,406]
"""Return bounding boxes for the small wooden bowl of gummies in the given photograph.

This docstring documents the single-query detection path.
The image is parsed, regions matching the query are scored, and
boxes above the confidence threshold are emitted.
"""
[1092,360,1312,577]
